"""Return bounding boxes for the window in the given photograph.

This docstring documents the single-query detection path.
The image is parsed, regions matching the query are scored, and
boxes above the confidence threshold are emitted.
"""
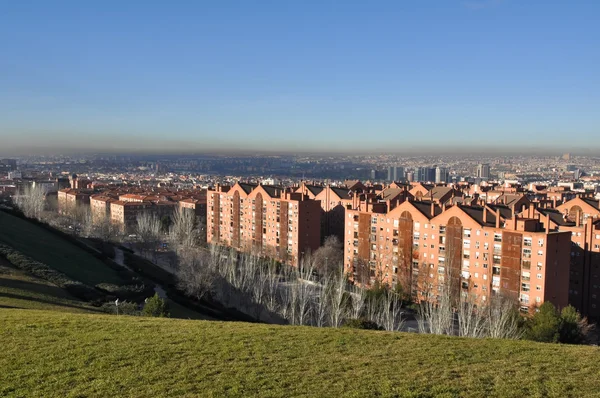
[537,274,542,279]
[524,237,532,247]
[494,233,502,242]
[536,285,541,291]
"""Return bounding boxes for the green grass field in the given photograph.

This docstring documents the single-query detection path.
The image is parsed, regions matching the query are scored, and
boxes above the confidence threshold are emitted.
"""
[1,309,600,398]
[0,211,124,286]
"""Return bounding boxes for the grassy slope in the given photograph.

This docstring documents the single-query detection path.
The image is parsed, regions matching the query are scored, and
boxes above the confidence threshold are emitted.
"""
[0,211,124,285]
[1,309,600,398]
[0,260,99,313]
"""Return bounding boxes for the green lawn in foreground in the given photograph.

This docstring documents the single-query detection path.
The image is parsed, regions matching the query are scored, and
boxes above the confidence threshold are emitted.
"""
[0,260,99,313]
[0,211,124,285]
[1,309,599,398]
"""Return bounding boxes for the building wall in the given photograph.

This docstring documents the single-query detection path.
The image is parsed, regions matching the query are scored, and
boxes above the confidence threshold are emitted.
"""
[206,185,321,267]
[344,200,572,311]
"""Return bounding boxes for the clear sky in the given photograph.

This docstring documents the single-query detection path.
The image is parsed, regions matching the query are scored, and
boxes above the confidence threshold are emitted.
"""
[1,0,599,154]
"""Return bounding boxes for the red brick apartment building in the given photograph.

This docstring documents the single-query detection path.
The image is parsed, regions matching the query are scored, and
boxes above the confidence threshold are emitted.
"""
[206,183,321,267]
[345,196,571,313]
[525,196,600,318]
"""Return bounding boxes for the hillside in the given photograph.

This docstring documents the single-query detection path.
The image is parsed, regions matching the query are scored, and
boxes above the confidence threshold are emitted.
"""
[1,309,599,398]
[0,211,125,285]
[0,259,99,313]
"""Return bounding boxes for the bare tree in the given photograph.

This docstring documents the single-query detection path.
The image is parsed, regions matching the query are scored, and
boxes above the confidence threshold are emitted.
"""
[313,236,344,277]
[457,295,487,338]
[380,290,405,332]
[264,260,280,314]
[329,271,349,327]
[177,249,216,300]
[169,207,197,249]
[14,184,46,220]
[314,274,332,327]
[349,285,366,319]
[484,294,523,339]
[136,212,162,259]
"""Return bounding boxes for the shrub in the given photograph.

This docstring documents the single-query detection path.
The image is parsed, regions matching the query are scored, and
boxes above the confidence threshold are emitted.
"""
[343,318,384,330]
[143,293,169,317]
[524,302,561,343]
[95,283,154,301]
[559,305,594,344]
[524,303,593,344]
[101,300,141,316]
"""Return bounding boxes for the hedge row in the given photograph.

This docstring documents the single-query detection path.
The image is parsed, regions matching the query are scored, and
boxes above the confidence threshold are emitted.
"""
[0,243,104,303]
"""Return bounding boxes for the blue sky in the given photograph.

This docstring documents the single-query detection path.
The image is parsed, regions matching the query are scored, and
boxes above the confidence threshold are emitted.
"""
[1,0,599,154]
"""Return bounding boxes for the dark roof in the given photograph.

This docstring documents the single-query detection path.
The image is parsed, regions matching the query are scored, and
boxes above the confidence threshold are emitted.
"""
[582,198,600,211]
[411,201,442,219]
[260,185,282,198]
[304,185,324,196]
[538,208,575,227]
[488,204,513,220]
[498,193,528,207]
[458,205,496,227]
[330,187,352,200]
[238,183,257,195]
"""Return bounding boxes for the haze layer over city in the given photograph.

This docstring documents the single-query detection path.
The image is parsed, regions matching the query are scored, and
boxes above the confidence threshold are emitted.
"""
[2,2,600,398]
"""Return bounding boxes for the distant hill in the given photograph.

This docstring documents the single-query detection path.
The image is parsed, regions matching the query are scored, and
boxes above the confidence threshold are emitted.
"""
[1,308,599,397]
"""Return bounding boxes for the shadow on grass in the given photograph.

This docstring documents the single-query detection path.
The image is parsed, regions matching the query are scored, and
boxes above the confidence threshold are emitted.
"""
[0,291,103,313]
[0,277,74,300]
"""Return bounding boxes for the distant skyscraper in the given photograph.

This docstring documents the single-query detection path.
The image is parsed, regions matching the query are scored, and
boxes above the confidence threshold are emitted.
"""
[387,166,405,182]
[406,171,414,182]
[435,167,449,184]
[0,159,17,171]
[417,167,436,182]
[387,166,394,182]
[395,166,405,181]
[562,153,571,161]
[476,163,490,180]
[370,169,376,180]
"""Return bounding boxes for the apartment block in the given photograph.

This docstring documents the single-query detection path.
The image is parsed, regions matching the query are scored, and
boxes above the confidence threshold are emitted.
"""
[207,183,321,267]
[57,188,91,215]
[344,197,571,312]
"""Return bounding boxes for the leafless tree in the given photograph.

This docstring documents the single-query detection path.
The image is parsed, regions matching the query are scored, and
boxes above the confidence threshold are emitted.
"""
[457,295,487,338]
[484,294,523,339]
[14,184,46,220]
[169,207,197,248]
[176,249,216,300]
[313,236,344,277]
[329,271,349,327]
[264,260,280,313]
[314,274,332,327]
[379,290,405,332]
[136,212,161,259]
[349,285,366,319]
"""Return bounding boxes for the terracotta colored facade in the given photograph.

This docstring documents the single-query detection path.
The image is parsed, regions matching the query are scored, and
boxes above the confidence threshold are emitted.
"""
[207,183,321,267]
[344,198,571,312]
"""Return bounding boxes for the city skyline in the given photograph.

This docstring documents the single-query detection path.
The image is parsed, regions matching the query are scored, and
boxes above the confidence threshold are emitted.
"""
[1,1,599,154]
